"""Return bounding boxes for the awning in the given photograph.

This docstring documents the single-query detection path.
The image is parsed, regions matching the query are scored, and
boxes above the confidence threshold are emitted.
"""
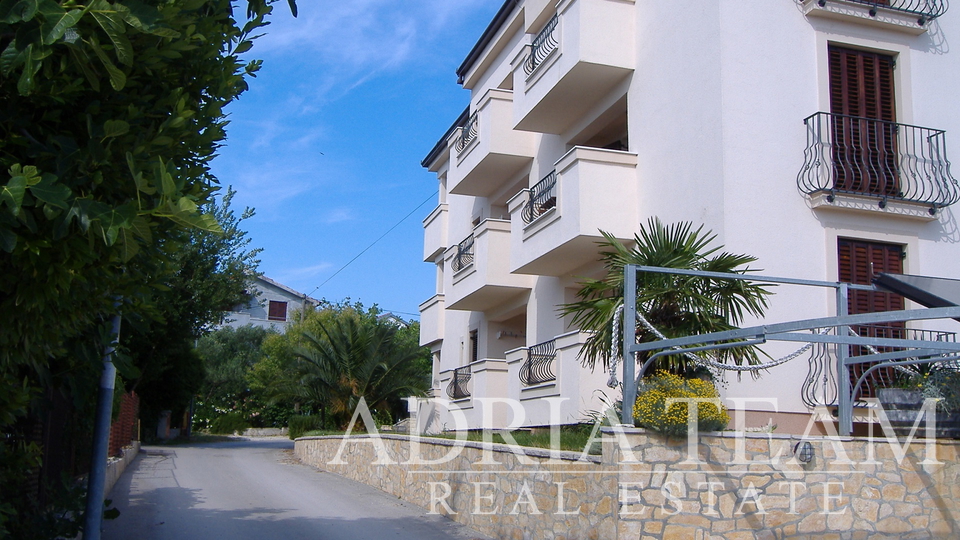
[873,273,960,321]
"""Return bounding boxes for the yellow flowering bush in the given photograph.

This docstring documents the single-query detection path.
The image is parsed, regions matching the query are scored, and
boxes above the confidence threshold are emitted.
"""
[633,371,729,436]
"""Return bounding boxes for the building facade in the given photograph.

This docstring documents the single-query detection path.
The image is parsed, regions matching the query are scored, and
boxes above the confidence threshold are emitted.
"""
[419,0,960,434]
[222,275,318,333]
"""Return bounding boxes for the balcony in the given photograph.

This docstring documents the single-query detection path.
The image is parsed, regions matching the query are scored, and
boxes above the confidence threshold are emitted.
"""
[423,203,448,262]
[445,364,473,400]
[508,147,638,276]
[511,0,635,134]
[797,112,959,218]
[418,294,444,346]
[801,0,947,34]
[520,339,557,386]
[505,331,608,427]
[448,89,535,198]
[445,219,534,312]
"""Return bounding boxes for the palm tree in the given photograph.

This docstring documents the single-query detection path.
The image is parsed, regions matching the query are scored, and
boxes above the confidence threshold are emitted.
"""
[562,218,771,377]
[292,315,429,429]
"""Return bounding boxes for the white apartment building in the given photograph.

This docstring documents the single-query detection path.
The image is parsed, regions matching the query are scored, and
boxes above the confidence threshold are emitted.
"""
[418,0,960,434]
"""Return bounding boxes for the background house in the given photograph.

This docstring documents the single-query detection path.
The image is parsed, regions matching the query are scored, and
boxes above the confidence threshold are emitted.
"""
[418,0,960,434]
[222,275,319,333]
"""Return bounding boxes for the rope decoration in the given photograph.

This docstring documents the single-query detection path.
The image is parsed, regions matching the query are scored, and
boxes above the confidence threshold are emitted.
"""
[610,303,828,378]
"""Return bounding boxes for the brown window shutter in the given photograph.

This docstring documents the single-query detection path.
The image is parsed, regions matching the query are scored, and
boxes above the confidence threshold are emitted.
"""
[828,45,898,197]
[838,238,905,398]
[268,301,287,321]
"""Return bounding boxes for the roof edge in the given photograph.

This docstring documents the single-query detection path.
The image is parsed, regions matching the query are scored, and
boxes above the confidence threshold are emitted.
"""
[421,106,469,169]
[456,0,521,85]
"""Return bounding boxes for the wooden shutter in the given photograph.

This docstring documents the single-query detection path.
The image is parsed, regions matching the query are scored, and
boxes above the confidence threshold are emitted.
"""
[838,239,904,399]
[268,301,287,321]
[828,45,899,197]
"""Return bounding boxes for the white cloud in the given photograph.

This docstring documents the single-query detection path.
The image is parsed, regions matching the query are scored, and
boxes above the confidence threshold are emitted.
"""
[322,207,354,224]
[275,262,335,283]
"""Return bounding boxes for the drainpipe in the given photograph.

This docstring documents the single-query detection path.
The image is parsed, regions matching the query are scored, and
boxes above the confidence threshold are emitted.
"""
[83,310,122,540]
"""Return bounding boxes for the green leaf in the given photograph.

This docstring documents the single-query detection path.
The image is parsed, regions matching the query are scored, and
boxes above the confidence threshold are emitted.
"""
[38,0,81,45]
[234,40,252,55]
[91,8,132,65]
[0,225,15,252]
[16,43,38,95]
[28,175,70,209]
[160,167,175,196]
[117,227,138,261]
[103,119,129,138]
[89,34,126,90]
[0,41,26,76]
[1,176,27,215]
[67,44,100,91]
[2,0,40,23]
[0,0,23,24]
[130,215,152,243]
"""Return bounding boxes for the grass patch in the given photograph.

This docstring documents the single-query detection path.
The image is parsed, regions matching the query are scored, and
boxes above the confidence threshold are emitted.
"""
[296,424,603,455]
[427,424,601,455]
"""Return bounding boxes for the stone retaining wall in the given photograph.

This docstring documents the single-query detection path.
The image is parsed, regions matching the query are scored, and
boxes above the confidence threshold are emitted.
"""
[615,429,960,539]
[295,430,960,539]
[295,434,616,539]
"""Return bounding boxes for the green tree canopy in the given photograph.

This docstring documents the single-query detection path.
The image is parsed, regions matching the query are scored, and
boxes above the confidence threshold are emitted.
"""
[253,301,430,429]
[0,1,293,536]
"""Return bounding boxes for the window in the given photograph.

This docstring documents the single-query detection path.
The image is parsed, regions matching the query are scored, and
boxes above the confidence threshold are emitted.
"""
[268,300,288,321]
[828,45,899,197]
[469,330,479,364]
[838,238,904,399]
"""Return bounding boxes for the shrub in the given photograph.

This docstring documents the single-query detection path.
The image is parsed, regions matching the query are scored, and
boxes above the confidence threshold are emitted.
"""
[209,412,251,435]
[288,415,324,440]
[633,371,729,436]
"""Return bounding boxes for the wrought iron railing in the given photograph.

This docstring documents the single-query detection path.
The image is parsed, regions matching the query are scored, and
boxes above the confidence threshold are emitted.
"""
[522,171,557,224]
[812,0,948,25]
[524,14,559,76]
[451,233,474,272]
[520,339,557,386]
[446,365,472,400]
[801,325,957,408]
[454,111,478,154]
[798,112,960,211]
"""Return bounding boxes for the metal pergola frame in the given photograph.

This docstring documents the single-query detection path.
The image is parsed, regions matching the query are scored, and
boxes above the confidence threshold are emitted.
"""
[621,265,960,434]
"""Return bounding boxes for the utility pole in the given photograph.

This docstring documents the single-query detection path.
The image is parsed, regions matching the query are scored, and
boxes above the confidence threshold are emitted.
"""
[83,310,122,540]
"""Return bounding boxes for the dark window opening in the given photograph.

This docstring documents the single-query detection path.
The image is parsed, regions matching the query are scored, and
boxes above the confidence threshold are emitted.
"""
[268,301,288,321]
[469,330,479,364]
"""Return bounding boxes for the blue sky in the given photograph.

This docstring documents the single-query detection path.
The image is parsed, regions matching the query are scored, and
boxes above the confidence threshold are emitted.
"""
[211,1,501,319]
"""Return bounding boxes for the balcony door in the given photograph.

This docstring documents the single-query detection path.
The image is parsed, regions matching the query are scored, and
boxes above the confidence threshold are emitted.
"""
[829,45,899,197]
[839,238,904,400]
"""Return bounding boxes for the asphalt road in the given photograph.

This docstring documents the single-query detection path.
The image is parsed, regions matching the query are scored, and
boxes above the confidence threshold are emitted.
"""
[101,437,491,540]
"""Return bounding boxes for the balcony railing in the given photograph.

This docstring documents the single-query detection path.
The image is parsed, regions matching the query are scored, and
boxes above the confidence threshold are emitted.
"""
[451,233,474,272]
[520,339,556,386]
[454,111,478,154]
[522,171,557,224]
[524,14,559,76]
[801,325,957,408]
[446,365,472,400]
[798,112,960,211]
[814,0,948,25]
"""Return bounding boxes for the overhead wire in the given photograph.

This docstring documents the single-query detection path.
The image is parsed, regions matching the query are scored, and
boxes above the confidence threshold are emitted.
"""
[312,190,439,294]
